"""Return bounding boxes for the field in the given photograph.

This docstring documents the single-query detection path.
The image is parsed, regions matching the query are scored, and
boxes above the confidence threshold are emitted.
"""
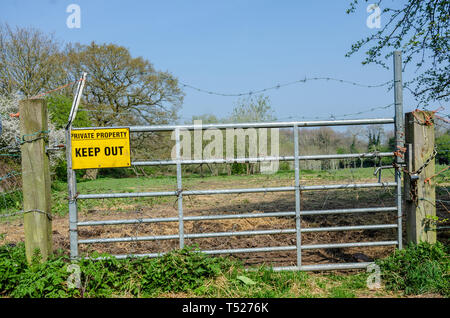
[1,166,449,269]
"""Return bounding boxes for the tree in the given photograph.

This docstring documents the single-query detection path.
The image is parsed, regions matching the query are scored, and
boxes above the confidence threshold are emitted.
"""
[0,24,65,98]
[0,93,65,173]
[229,94,276,123]
[312,127,341,170]
[0,93,21,150]
[46,94,91,129]
[345,126,364,166]
[227,95,276,174]
[190,113,220,124]
[346,0,449,104]
[183,114,221,177]
[366,125,384,151]
[64,42,184,127]
[64,42,185,179]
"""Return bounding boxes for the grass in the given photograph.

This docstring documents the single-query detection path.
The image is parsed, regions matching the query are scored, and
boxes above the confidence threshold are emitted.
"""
[376,241,449,296]
[1,242,447,298]
[198,268,373,298]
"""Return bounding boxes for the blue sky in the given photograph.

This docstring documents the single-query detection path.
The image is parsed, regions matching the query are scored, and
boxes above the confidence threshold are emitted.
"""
[0,0,426,123]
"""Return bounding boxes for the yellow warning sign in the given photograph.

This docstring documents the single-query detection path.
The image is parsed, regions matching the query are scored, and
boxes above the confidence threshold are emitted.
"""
[71,128,131,170]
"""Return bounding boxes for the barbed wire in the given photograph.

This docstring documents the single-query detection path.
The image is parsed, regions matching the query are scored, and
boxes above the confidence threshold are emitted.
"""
[78,101,398,126]
[178,102,396,125]
[275,103,396,122]
[419,197,449,214]
[19,130,50,145]
[0,170,21,182]
[0,209,52,220]
[0,127,54,222]
[179,77,393,97]
[23,74,441,129]
[0,144,21,153]
[28,78,84,100]
[78,109,133,116]
[436,111,449,118]
[0,153,20,158]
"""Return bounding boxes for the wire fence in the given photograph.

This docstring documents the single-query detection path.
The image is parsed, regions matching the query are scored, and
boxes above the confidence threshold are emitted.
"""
[0,79,76,223]
[0,152,23,221]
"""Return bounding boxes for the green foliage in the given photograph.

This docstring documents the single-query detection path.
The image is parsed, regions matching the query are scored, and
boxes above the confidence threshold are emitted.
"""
[98,167,135,179]
[76,254,137,297]
[52,158,85,182]
[376,242,449,296]
[0,244,79,298]
[138,246,234,295]
[387,136,396,151]
[190,114,220,124]
[436,134,450,165]
[278,161,291,171]
[46,94,91,129]
[0,243,28,295]
[0,244,236,298]
[231,162,246,175]
[0,189,22,211]
[66,42,183,127]
[10,254,77,298]
[378,144,395,165]
[5,241,446,298]
[349,140,358,154]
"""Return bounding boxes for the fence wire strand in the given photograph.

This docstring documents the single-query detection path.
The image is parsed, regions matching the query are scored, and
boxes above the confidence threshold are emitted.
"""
[180,77,393,97]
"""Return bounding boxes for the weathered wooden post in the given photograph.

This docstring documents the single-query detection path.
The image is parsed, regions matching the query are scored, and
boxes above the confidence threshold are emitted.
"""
[404,110,436,244]
[19,99,52,263]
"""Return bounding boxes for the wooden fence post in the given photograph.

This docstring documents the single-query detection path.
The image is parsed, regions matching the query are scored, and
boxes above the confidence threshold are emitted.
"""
[404,111,436,244]
[19,99,52,263]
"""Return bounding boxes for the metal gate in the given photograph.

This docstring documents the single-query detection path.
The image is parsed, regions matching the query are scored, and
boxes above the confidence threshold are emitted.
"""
[65,53,405,271]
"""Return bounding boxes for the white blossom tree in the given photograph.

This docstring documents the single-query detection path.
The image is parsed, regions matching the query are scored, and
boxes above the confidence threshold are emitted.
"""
[0,93,65,167]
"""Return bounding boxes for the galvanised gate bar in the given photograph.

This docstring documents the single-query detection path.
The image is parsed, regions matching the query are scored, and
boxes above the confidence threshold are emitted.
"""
[66,117,404,271]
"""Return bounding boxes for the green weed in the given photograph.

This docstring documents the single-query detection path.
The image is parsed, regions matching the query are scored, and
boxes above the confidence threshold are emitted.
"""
[376,242,449,296]
[0,244,238,298]
[1,242,448,298]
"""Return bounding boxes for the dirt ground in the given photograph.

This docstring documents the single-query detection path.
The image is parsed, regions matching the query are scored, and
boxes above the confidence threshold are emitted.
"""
[1,176,449,268]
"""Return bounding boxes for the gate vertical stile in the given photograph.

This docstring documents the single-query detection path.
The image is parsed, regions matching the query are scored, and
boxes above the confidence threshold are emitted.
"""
[393,51,404,250]
[65,72,85,260]
[175,128,185,248]
[66,127,79,259]
[293,124,302,269]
